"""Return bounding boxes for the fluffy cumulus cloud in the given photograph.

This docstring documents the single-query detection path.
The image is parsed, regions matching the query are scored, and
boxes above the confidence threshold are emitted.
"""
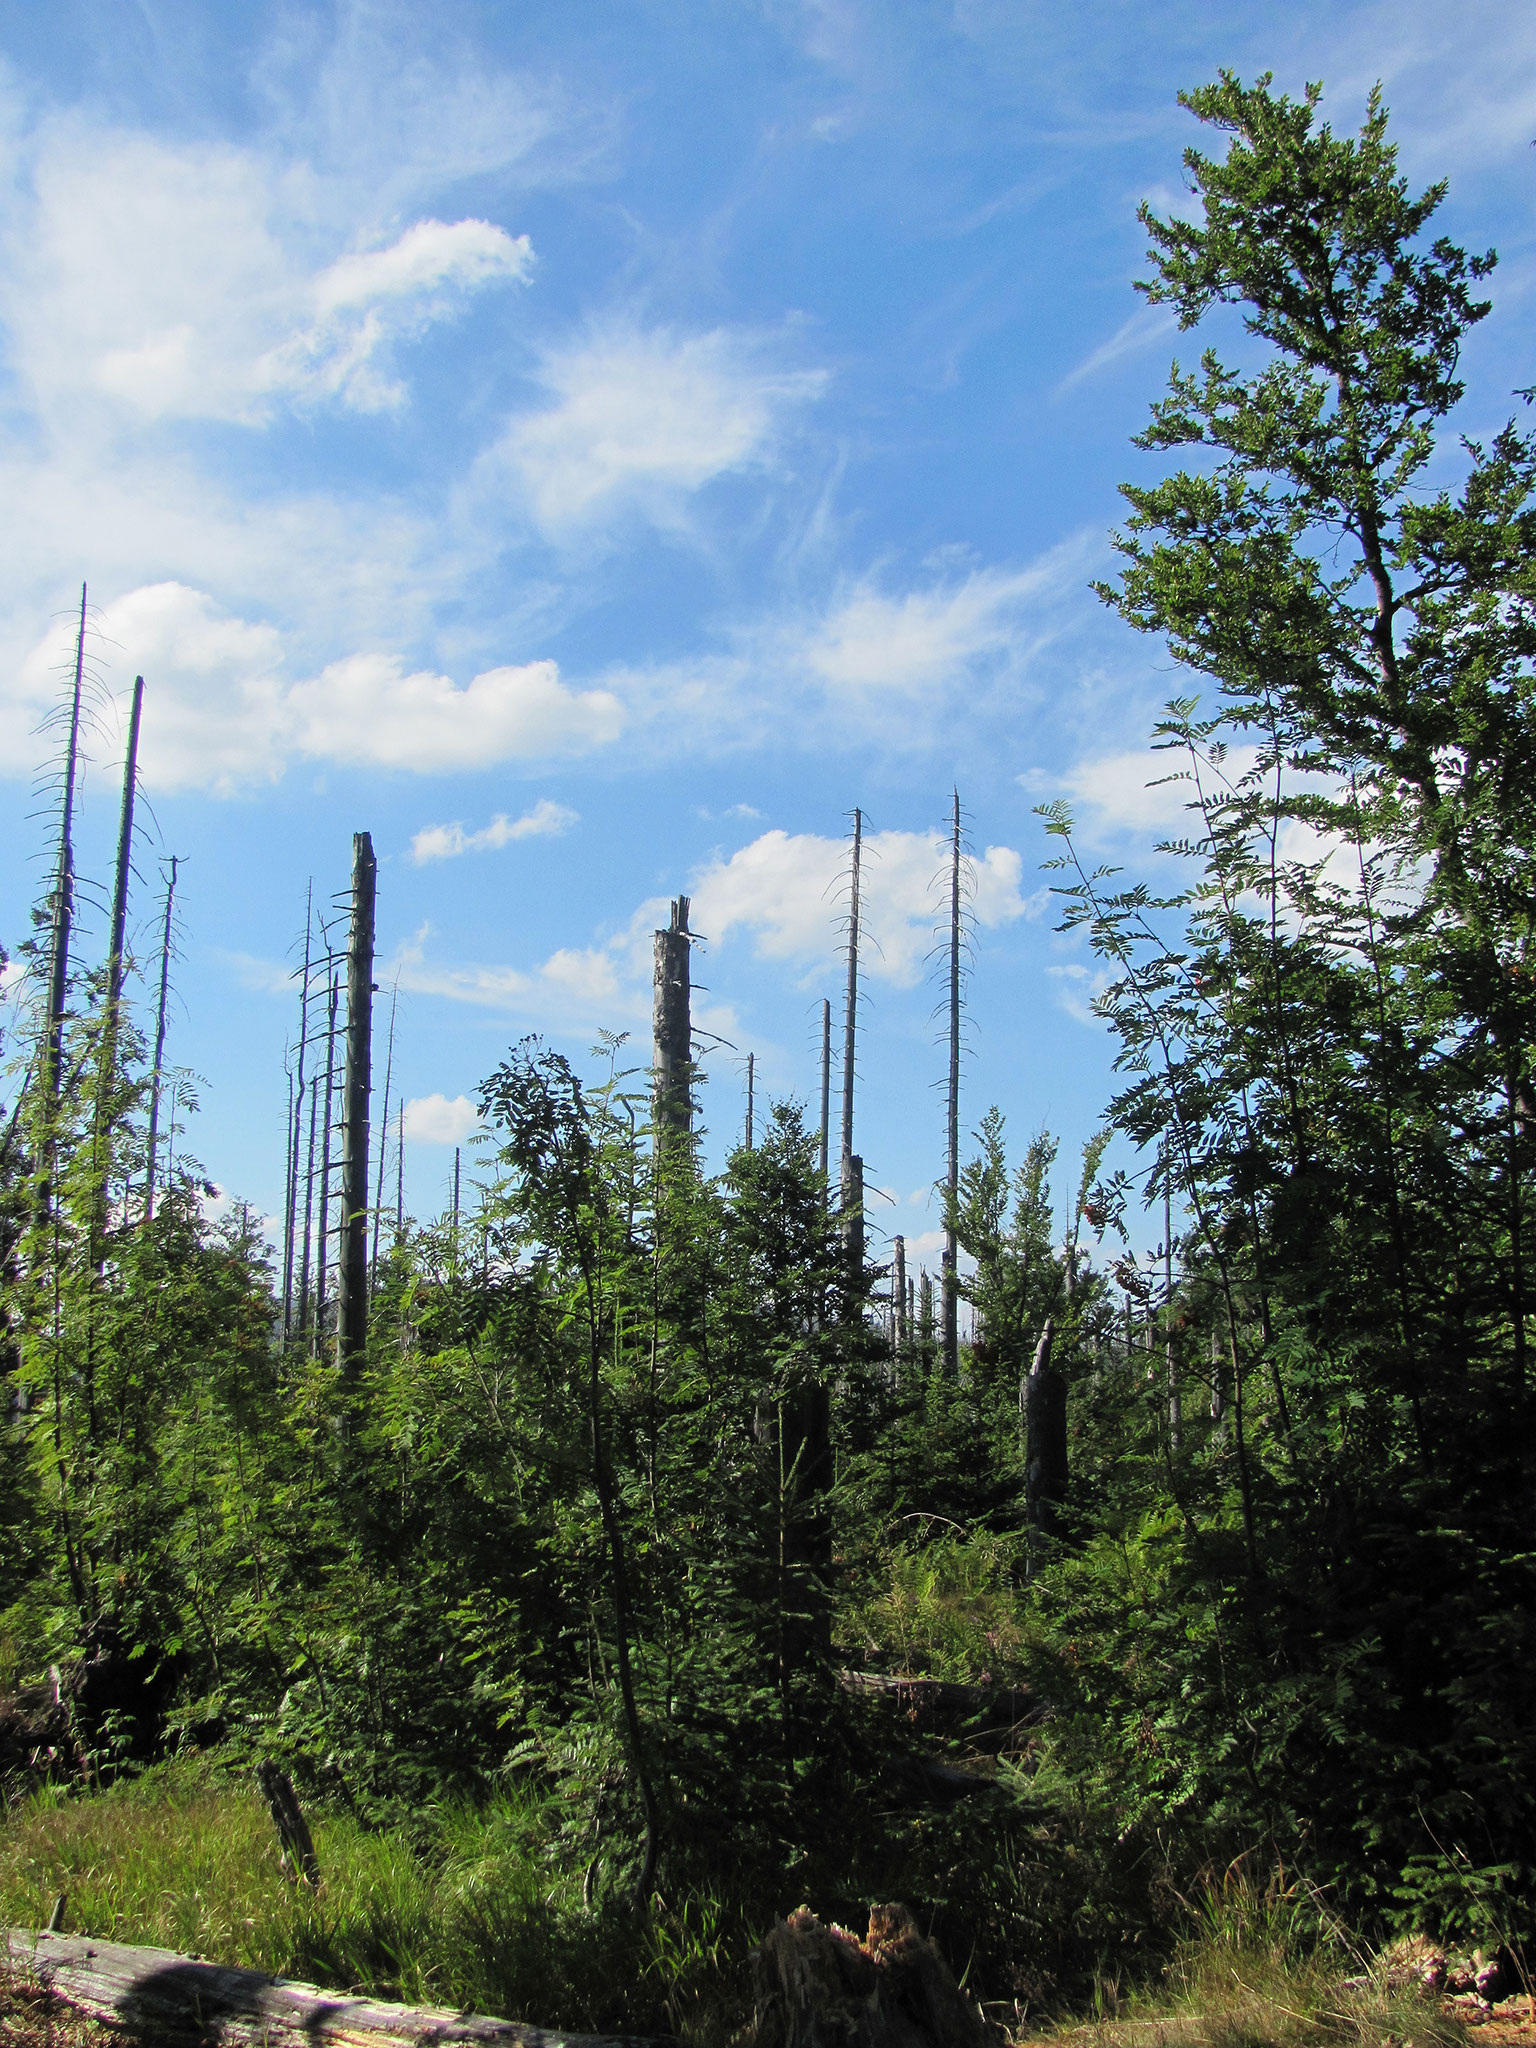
[411,798,578,863]
[5,119,534,426]
[402,1093,480,1144]
[691,827,1039,987]
[386,909,660,1029]
[1,585,623,792]
[492,323,828,535]
[286,653,621,773]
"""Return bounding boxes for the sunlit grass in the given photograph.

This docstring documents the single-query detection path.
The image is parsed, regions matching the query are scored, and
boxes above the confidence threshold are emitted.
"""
[0,1760,737,2038]
[1016,1867,1470,2048]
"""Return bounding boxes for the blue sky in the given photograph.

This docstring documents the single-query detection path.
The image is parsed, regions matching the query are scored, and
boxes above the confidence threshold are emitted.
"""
[1,0,1533,1280]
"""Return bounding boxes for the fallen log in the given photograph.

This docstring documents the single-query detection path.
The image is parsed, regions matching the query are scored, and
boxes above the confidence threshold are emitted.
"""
[3,1928,654,2048]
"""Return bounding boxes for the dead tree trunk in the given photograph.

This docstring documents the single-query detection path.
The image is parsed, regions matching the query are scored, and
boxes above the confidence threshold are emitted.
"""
[337,832,375,1371]
[92,675,144,1240]
[894,1234,907,1353]
[652,896,692,1147]
[5,1928,649,2048]
[818,996,831,1205]
[314,973,338,1354]
[43,585,89,1122]
[142,857,178,1223]
[840,810,863,1290]
[942,789,962,1378]
[253,1762,318,1887]
[282,886,314,1336]
[371,983,397,1289]
[745,1051,755,1150]
[1023,1318,1067,1539]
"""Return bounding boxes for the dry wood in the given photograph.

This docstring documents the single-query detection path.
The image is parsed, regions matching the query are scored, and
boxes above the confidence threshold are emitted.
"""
[751,1903,999,2048]
[4,1929,652,2048]
[652,897,692,1143]
[338,831,376,1367]
[253,1761,318,1887]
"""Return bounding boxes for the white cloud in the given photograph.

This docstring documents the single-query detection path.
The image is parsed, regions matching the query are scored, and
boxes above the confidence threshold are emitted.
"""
[2,586,625,792]
[411,798,578,864]
[1056,306,1177,396]
[7,121,533,426]
[1056,747,1233,839]
[798,549,1084,697]
[691,826,1038,989]
[492,323,827,535]
[403,1093,480,1144]
[286,653,621,773]
[275,218,534,414]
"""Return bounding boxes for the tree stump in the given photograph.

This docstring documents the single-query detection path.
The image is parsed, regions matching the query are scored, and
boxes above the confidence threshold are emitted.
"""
[254,1761,319,1887]
[750,1903,998,2048]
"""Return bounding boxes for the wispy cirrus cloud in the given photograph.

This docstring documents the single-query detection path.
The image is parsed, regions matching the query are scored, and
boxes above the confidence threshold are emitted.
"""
[485,321,828,538]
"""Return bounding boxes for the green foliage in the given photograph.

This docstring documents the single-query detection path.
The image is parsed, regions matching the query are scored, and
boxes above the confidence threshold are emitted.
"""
[3,66,1533,2034]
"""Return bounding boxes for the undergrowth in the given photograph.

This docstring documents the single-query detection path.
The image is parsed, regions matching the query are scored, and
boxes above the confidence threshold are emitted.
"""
[0,1757,734,2039]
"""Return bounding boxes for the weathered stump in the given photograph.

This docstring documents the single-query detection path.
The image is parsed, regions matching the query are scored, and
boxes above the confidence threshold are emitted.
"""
[751,1903,998,2048]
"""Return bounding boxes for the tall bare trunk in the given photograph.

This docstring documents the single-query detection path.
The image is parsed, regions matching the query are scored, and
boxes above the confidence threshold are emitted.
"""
[652,897,692,1148]
[337,832,375,1371]
[371,983,397,1289]
[297,1077,318,1341]
[745,1051,755,1151]
[143,857,178,1223]
[282,886,314,1338]
[93,674,144,1238]
[894,1233,907,1352]
[818,996,831,1206]
[395,1104,404,1241]
[840,810,863,1285]
[942,790,962,1376]
[44,586,89,1117]
[314,974,338,1354]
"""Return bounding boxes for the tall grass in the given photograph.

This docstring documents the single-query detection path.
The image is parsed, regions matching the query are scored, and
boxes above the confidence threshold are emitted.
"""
[1023,1865,1470,2048]
[0,1760,739,2038]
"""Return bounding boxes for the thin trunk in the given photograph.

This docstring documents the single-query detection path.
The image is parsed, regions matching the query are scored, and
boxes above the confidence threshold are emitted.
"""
[283,885,314,1337]
[91,674,145,1248]
[894,1234,907,1351]
[1165,1169,1180,1452]
[281,1072,296,1331]
[103,677,144,1023]
[297,1077,318,1343]
[143,857,178,1223]
[337,832,375,1371]
[943,788,962,1377]
[818,997,831,1202]
[840,810,863,1284]
[44,585,89,1115]
[371,983,398,1290]
[395,1103,404,1241]
[314,973,338,1352]
[745,1051,755,1151]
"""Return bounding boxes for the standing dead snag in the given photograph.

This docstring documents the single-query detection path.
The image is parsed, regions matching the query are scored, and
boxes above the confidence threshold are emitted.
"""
[893,1234,907,1355]
[818,996,831,1203]
[337,832,375,1371]
[942,789,964,1378]
[652,896,693,1145]
[143,856,179,1223]
[840,809,864,1287]
[1024,1317,1067,1538]
[253,1761,318,1887]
